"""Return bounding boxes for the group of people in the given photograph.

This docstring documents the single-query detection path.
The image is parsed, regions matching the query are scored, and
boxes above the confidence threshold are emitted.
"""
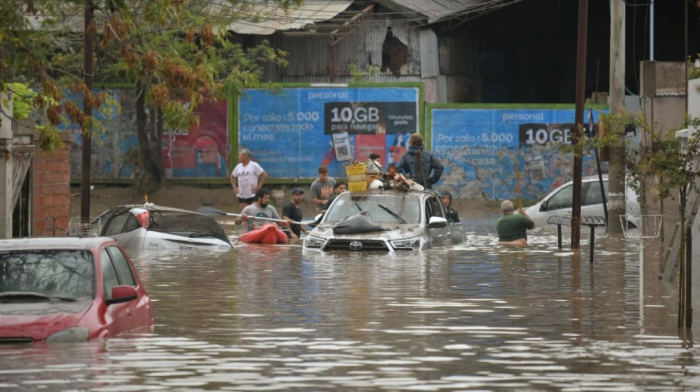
[229,136,535,246]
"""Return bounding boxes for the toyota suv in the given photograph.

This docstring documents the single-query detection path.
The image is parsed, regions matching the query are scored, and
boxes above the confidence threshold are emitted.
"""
[304,189,465,251]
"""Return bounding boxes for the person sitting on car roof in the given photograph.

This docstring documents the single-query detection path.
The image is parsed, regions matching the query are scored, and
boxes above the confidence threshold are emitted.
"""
[496,200,535,246]
[235,188,288,232]
[440,191,460,223]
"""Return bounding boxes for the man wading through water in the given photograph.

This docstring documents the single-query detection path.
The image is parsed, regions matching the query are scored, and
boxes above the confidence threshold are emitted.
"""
[396,134,443,190]
[496,200,535,246]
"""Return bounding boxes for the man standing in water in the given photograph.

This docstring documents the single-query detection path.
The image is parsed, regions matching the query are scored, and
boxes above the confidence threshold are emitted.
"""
[496,200,535,246]
[310,166,335,212]
[282,188,307,240]
[440,191,460,223]
[231,149,267,209]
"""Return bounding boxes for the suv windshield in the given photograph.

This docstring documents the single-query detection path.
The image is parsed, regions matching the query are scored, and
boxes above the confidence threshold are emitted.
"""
[0,250,94,300]
[325,195,421,224]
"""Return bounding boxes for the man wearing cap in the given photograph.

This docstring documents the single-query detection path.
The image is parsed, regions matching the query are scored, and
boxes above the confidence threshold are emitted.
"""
[282,188,308,240]
[440,191,460,223]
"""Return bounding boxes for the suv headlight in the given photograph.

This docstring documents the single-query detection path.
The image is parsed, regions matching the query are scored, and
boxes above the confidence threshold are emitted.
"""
[46,327,89,343]
[391,238,419,250]
[305,236,325,248]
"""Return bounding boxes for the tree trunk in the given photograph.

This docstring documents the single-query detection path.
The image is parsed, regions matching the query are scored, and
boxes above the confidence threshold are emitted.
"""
[135,85,165,190]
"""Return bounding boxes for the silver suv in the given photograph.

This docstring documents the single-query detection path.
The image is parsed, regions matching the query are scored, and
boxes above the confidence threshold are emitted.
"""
[304,189,465,251]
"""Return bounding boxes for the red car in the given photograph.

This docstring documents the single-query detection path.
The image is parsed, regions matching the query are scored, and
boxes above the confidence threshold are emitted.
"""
[0,237,153,343]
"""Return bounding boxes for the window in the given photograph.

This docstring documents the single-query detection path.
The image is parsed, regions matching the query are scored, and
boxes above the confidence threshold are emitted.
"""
[0,250,94,299]
[122,215,140,233]
[546,185,574,210]
[107,246,136,287]
[100,249,119,300]
[104,213,129,236]
[584,181,609,206]
[426,197,445,219]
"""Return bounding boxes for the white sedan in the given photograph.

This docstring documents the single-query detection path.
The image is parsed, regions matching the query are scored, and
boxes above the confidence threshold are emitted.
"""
[523,175,641,230]
[93,205,232,251]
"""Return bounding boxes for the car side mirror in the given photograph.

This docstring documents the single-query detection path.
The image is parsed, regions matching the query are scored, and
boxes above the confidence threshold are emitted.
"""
[106,286,138,306]
[428,216,448,228]
[540,200,548,212]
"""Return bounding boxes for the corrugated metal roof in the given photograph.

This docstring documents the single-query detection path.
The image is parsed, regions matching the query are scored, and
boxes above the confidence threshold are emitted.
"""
[377,0,506,23]
[226,0,353,35]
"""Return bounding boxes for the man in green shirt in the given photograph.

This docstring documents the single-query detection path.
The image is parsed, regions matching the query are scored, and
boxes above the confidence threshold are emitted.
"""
[496,200,535,246]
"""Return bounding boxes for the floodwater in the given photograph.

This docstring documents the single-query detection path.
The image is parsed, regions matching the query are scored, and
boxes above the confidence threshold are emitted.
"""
[2,209,700,391]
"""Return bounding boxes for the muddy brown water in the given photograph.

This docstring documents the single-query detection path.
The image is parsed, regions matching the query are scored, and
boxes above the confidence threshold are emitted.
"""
[2,208,700,391]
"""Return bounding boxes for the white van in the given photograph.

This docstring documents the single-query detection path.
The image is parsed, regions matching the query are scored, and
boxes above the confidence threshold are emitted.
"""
[523,175,641,230]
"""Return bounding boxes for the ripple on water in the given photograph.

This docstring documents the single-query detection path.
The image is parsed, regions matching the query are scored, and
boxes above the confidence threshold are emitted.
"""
[0,228,695,391]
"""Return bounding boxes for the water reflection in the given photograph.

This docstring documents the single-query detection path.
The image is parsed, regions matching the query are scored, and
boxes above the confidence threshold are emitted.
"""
[1,216,699,391]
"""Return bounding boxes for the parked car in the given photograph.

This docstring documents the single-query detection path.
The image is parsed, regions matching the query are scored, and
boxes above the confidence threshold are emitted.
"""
[523,175,641,230]
[304,189,465,251]
[93,205,232,251]
[0,237,153,343]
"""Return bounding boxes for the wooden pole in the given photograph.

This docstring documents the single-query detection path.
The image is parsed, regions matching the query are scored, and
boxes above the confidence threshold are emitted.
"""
[80,0,94,222]
[571,0,589,248]
[515,162,522,210]
[608,0,626,234]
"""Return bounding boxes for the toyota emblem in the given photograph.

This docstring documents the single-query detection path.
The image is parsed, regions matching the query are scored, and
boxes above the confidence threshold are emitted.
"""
[349,241,363,251]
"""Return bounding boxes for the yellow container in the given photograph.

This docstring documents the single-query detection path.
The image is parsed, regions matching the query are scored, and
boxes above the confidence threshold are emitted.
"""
[346,163,367,176]
[348,181,367,192]
[348,173,366,182]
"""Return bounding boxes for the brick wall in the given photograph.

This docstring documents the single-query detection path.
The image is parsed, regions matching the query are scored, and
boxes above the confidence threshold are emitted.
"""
[33,139,72,237]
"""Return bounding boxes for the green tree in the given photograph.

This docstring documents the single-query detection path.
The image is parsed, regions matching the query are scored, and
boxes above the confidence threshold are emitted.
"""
[576,111,700,328]
[0,0,299,191]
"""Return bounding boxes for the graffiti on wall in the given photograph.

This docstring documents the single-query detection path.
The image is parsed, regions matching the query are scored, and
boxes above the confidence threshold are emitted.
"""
[66,89,228,179]
[237,87,420,178]
[163,101,228,178]
[430,107,606,200]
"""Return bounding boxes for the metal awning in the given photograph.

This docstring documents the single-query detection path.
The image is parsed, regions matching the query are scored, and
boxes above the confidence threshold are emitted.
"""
[226,0,354,35]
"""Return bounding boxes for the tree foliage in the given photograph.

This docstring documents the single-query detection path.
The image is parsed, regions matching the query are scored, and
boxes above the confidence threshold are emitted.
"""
[1,0,300,190]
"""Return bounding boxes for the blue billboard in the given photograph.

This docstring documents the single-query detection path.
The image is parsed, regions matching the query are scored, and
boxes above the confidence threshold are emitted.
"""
[237,86,421,179]
[430,106,606,200]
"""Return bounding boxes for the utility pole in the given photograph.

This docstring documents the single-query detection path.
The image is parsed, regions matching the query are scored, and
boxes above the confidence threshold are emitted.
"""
[571,0,589,248]
[608,0,626,234]
[81,0,94,222]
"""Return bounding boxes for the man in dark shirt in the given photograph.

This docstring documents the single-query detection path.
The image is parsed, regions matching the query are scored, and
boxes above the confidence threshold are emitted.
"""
[440,191,460,223]
[282,188,307,240]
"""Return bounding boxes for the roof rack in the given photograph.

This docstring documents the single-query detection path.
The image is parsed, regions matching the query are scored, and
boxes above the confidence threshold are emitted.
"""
[67,218,101,238]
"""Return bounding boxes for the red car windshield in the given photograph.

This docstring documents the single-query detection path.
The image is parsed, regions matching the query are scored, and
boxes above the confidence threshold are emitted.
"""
[0,251,94,300]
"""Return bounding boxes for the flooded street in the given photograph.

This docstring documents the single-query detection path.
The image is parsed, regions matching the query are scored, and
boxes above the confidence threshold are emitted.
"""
[2,210,700,391]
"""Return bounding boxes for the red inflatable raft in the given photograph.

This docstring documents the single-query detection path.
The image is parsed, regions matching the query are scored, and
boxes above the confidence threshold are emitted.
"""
[238,223,289,245]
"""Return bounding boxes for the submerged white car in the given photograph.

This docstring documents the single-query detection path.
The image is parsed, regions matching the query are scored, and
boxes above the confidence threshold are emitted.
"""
[93,205,232,251]
[304,189,465,251]
[523,175,641,230]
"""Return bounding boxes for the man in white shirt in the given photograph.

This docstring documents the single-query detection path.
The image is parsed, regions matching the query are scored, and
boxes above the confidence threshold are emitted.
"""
[230,149,267,209]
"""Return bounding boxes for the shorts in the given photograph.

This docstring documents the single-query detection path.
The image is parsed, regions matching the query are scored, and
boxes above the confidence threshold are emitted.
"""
[237,196,255,204]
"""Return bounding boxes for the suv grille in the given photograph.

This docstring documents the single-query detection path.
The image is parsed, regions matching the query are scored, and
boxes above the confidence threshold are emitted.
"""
[0,337,33,344]
[325,239,388,251]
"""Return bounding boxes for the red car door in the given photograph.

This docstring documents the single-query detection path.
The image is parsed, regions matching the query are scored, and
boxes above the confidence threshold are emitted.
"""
[99,248,131,337]
[106,245,152,330]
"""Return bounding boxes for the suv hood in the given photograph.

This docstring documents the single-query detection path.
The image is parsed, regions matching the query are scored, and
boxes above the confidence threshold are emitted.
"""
[312,224,422,240]
[0,299,91,342]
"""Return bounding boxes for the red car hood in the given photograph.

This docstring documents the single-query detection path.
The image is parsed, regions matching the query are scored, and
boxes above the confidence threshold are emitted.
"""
[0,299,92,342]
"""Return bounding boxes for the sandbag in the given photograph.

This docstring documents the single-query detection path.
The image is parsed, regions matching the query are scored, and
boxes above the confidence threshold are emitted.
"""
[332,212,385,235]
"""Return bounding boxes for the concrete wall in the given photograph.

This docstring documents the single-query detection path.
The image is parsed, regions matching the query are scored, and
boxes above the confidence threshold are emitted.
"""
[33,134,73,237]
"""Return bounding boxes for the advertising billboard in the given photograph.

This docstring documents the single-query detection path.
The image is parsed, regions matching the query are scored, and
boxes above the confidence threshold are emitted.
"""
[430,106,606,200]
[237,86,421,179]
